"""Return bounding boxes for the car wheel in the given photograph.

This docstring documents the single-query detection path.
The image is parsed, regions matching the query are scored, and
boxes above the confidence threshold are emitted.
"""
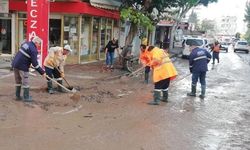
[234,50,236,52]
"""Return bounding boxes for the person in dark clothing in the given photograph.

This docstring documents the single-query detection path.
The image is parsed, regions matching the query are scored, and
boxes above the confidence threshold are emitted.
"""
[105,38,119,69]
[12,36,46,102]
[187,40,211,99]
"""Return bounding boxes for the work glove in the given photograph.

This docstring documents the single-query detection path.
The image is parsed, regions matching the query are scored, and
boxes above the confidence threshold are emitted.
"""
[60,72,65,78]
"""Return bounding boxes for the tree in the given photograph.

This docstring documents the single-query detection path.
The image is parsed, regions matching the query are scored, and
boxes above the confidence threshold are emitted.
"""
[200,19,215,32]
[244,1,250,43]
[235,32,241,39]
[244,1,250,23]
[188,10,198,25]
[120,0,177,46]
[166,0,218,49]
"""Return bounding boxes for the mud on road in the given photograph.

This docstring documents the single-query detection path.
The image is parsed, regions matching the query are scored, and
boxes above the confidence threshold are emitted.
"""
[1,51,250,150]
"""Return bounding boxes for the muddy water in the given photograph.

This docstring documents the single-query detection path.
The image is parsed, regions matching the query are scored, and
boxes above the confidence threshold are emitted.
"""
[0,49,250,150]
[170,50,250,150]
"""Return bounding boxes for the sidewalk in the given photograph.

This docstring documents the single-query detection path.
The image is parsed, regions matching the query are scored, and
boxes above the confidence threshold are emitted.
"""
[0,55,12,69]
[0,47,183,70]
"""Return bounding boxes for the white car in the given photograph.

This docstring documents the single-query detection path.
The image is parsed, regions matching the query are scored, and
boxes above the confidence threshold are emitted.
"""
[182,37,208,58]
[220,42,230,53]
[234,41,249,54]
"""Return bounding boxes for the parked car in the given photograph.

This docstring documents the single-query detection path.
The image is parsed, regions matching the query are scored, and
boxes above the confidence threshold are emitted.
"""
[234,41,249,54]
[220,42,230,52]
[182,37,209,58]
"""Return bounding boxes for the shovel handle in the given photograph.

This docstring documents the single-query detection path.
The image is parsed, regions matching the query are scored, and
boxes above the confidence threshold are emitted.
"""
[54,67,72,88]
[46,75,73,93]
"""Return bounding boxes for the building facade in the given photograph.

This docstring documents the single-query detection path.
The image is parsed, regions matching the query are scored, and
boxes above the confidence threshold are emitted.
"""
[217,16,237,36]
[0,0,121,64]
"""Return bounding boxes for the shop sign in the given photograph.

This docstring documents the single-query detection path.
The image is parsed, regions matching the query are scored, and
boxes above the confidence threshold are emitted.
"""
[0,0,9,13]
[26,0,49,66]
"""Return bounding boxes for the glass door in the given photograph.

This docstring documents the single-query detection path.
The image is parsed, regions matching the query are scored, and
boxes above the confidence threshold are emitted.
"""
[90,17,100,60]
[80,16,91,62]
[63,15,79,64]
[49,19,61,47]
[0,19,11,54]
[100,18,107,60]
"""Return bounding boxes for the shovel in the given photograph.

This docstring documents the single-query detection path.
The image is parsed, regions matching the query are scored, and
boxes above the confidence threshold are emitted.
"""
[55,67,75,90]
[46,75,81,103]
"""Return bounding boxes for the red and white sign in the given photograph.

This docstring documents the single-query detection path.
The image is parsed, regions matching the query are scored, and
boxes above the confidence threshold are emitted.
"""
[27,0,49,66]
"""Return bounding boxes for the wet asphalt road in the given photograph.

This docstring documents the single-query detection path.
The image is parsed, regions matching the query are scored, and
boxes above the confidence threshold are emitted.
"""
[168,45,250,150]
[0,45,250,150]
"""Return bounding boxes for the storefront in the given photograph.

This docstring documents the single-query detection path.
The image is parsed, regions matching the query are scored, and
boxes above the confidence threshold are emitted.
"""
[7,0,120,64]
[0,0,11,55]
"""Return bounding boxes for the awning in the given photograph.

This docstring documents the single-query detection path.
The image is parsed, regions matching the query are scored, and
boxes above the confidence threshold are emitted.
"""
[157,20,174,27]
[9,0,120,19]
[54,0,81,2]
[90,0,121,10]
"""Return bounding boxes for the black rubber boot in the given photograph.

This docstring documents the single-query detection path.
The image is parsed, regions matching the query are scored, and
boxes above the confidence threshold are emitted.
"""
[199,85,206,99]
[47,81,54,94]
[148,91,161,105]
[15,86,22,101]
[57,80,66,93]
[144,73,149,84]
[187,85,196,97]
[23,87,32,102]
[161,90,168,102]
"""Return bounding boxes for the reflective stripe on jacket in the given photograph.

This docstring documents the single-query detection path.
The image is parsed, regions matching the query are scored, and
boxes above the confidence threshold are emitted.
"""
[149,47,178,83]
[189,47,211,73]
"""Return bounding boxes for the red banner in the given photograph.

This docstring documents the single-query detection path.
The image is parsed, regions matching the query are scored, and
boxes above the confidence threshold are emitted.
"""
[27,0,49,66]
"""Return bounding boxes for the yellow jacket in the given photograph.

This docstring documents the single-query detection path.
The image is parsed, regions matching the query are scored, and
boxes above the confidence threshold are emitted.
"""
[43,46,67,72]
[149,47,178,83]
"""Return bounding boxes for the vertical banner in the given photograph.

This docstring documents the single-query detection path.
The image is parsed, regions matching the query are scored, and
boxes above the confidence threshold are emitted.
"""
[27,0,49,66]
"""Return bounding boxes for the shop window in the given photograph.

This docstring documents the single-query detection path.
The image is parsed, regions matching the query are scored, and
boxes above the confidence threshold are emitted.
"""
[49,19,61,47]
[63,16,79,64]
[18,19,27,46]
[99,18,107,59]
[91,17,99,56]
[106,19,112,42]
[80,16,91,62]
[0,19,11,54]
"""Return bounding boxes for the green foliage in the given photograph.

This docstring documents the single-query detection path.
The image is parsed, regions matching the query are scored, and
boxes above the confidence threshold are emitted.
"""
[244,2,250,24]
[244,29,250,43]
[188,11,198,23]
[235,32,241,39]
[120,7,153,31]
[199,0,218,6]
[200,19,215,31]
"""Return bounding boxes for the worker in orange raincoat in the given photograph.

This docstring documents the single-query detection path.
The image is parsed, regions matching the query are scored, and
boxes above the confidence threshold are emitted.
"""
[147,46,178,105]
[211,41,221,64]
[139,38,151,84]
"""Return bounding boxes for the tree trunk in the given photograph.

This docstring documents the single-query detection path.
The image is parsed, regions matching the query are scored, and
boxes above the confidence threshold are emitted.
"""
[125,23,138,46]
[169,23,178,50]
[121,23,138,70]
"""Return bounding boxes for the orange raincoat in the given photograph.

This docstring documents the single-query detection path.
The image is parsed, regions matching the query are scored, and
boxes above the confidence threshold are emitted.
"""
[139,49,151,66]
[149,47,178,83]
